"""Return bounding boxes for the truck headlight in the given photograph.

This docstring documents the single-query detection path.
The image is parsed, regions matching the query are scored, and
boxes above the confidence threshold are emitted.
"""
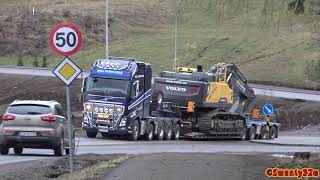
[119,117,127,126]
[84,103,93,112]
[115,105,124,114]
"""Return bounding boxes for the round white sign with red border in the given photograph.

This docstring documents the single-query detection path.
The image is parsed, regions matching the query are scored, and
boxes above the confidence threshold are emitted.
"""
[49,23,82,56]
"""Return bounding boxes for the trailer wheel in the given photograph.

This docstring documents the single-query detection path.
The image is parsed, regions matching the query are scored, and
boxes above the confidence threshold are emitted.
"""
[145,123,154,141]
[270,126,277,139]
[164,123,173,140]
[240,129,247,141]
[86,131,97,138]
[246,126,256,140]
[0,146,9,155]
[156,123,165,140]
[129,120,140,141]
[260,126,269,139]
[173,123,181,140]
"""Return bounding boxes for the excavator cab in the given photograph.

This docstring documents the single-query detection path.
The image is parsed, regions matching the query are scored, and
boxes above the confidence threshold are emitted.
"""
[205,63,233,104]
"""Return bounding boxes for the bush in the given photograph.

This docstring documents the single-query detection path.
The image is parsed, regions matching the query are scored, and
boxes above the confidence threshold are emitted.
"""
[17,57,24,66]
[306,60,320,81]
[42,57,48,67]
[33,57,39,67]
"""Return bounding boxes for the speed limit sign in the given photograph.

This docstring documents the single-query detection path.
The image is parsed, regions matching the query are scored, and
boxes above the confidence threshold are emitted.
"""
[49,23,82,56]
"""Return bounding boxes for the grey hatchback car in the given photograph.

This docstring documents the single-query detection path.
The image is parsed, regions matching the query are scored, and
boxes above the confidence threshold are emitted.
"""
[0,100,69,156]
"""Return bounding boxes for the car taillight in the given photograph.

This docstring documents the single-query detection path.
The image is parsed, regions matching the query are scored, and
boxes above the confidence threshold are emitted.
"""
[1,130,16,135]
[41,115,57,122]
[2,113,15,121]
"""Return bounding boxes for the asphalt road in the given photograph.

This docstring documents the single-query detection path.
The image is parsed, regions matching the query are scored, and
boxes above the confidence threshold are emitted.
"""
[105,153,279,180]
[0,66,319,101]
[1,137,320,165]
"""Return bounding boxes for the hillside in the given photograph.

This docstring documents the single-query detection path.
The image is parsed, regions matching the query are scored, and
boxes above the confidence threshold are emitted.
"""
[1,0,320,85]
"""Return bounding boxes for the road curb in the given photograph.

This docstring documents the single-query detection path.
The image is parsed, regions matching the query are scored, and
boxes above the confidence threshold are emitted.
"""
[249,140,320,147]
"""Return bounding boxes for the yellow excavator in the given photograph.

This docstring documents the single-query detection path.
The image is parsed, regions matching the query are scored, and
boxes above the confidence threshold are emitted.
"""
[153,63,256,139]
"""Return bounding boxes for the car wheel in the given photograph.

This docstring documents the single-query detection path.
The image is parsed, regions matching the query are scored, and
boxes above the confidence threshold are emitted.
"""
[86,131,97,138]
[157,123,164,140]
[145,123,154,141]
[173,123,181,140]
[54,138,64,156]
[14,147,23,155]
[0,146,9,155]
[164,123,173,140]
[129,120,139,141]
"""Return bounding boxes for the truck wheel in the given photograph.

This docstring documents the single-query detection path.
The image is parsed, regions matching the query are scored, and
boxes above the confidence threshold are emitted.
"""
[0,146,9,155]
[260,126,269,139]
[129,120,140,141]
[156,123,164,140]
[270,127,277,139]
[246,126,256,140]
[86,131,97,138]
[14,147,23,155]
[145,123,154,141]
[173,123,181,140]
[164,123,173,140]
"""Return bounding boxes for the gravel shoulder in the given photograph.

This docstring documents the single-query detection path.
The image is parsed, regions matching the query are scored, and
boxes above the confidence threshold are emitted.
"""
[0,154,126,180]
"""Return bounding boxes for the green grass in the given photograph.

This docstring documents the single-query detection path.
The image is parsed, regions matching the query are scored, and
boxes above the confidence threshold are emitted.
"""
[1,0,320,84]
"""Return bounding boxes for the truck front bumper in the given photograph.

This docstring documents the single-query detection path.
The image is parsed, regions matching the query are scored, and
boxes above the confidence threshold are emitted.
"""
[82,122,131,135]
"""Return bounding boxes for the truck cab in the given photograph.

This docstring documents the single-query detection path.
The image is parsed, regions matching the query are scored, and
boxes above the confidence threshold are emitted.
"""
[81,57,152,138]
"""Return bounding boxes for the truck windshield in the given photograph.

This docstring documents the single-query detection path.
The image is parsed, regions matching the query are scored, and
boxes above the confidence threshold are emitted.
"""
[86,77,130,97]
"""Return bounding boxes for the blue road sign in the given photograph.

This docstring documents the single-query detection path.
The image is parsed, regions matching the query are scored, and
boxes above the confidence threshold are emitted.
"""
[263,104,273,115]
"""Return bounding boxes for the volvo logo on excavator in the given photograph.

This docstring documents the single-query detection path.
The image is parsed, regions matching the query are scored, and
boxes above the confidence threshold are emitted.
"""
[166,86,187,92]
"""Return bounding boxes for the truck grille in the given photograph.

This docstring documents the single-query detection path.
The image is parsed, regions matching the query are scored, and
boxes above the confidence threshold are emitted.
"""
[92,103,124,128]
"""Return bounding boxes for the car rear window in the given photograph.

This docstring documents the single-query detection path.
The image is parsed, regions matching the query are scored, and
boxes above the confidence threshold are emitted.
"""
[7,104,52,115]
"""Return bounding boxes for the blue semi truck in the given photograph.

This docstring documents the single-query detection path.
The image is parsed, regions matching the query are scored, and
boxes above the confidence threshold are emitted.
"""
[81,57,181,141]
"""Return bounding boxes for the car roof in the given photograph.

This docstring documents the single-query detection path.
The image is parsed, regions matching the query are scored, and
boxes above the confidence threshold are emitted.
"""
[10,100,60,106]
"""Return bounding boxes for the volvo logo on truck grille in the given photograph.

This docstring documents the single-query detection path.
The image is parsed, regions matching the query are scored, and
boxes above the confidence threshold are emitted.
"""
[165,86,187,92]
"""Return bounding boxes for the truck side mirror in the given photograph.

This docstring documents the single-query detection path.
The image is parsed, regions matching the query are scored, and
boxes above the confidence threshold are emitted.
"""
[81,77,88,93]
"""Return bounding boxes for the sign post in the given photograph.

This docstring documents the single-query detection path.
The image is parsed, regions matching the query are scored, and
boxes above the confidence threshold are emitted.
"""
[50,23,82,174]
[263,104,273,139]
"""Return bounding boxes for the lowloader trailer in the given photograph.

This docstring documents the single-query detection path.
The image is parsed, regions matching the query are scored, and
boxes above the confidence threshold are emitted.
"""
[153,63,281,140]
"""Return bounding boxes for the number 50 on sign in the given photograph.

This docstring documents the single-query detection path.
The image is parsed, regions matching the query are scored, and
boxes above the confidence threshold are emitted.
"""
[49,23,82,57]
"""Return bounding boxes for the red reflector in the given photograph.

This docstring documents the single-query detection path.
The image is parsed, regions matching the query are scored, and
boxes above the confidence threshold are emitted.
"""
[2,113,15,121]
[41,115,57,122]
[191,86,199,94]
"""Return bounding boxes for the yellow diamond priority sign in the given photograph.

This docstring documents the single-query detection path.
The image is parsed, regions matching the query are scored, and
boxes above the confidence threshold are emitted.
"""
[53,57,82,86]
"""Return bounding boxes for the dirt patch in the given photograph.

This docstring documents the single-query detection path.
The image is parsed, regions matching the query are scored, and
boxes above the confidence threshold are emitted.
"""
[255,96,320,130]
[0,154,126,180]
